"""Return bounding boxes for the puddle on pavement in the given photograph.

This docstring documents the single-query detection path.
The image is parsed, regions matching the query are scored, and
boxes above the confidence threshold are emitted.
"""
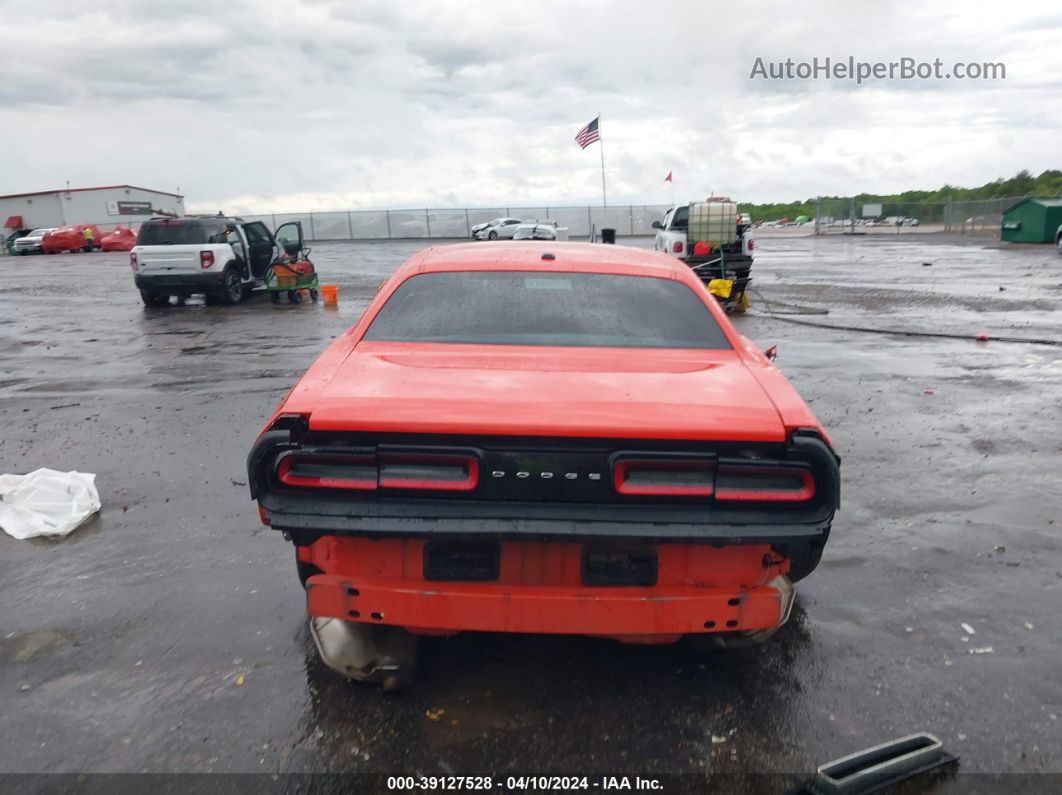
[1,630,76,663]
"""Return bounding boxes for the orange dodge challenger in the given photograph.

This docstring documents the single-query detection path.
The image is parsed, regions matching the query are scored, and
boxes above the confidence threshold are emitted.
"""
[248,242,840,689]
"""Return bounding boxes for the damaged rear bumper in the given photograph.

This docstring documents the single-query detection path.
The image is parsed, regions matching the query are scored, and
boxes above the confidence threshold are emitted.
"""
[306,573,794,639]
[297,537,796,643]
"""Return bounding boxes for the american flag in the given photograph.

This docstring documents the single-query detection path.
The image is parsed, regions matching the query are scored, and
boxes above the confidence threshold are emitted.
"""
[574,116,600,149]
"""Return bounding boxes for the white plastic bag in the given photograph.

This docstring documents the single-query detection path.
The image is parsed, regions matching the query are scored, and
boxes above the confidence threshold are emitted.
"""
[0,468,101,540]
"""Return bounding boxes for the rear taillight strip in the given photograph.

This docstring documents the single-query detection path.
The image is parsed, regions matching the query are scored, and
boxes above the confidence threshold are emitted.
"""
[610,458,815,502]
[276,454,377,491]
[714,466,815,502]
[379,454,478,492]
[274,452,479,493]
[613,459,715,497]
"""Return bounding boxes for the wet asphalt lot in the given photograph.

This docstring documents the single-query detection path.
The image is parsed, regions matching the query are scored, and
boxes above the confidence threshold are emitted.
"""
[0,234,1060,789]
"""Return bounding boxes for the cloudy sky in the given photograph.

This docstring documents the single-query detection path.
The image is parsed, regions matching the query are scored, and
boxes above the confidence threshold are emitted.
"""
[2,0,1060,213]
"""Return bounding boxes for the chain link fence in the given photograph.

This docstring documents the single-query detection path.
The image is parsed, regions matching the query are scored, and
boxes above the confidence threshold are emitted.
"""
[234,206,673,242]
[239,197,1022,241]
[811,197,1022,236]
[7,197,1024,250]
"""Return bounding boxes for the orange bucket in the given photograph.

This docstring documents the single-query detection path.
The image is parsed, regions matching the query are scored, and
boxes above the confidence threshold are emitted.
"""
[320,285,339,307]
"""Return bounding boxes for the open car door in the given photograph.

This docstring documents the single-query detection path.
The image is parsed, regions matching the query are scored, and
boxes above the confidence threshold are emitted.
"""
[243,221,277,279]
[274,221,304,259]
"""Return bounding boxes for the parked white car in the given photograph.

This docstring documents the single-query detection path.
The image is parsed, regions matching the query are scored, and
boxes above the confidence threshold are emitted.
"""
[473,217,523,240]
[13,228,56,254]
[512,221,566,241]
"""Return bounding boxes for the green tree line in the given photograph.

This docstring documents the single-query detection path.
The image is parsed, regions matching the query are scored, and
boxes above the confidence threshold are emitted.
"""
[739,169,1062,222]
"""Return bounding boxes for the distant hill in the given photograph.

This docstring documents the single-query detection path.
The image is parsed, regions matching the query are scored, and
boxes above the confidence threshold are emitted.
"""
[739,170,1062,222]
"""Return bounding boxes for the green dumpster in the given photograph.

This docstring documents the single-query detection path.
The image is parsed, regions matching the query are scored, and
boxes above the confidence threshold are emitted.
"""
[1000,198,1062,243]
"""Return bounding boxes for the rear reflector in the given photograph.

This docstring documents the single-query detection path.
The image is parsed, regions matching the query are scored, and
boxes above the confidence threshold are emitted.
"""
[714,466,815,502]
[276,454,376,491]
[613,459,714,497]
[379,453,478,492]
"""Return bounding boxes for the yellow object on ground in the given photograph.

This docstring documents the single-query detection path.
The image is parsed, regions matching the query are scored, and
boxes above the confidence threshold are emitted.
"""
[707,278,733,298]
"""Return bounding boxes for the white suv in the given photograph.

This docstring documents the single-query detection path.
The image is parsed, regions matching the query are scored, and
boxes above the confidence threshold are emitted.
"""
[130,216,303,306]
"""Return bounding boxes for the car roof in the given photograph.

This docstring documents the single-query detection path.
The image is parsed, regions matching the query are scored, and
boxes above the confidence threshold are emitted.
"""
[143,216,241,224]
[408,242,689,281]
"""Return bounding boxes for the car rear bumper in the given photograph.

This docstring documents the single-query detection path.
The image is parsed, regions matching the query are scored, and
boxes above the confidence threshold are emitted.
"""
[266,502,831,545]
[307,575,791,638]
[299,537,794,640]
[135,272,227,292]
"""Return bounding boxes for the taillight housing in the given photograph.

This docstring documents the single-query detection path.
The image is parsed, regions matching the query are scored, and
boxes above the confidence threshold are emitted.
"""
[672,241,684,253]
[379,453,478,492]
[714,465,815,502]
[200,250,215,269]
[273,449,479,493]
[747,239,755,251]
[614,458,714,497]
[129,253,138,271]
[611,456,816,503]
[276,453,376,491]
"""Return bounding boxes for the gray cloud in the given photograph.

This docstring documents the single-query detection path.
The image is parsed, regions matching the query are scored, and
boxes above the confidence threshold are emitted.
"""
[0,0,1057,210]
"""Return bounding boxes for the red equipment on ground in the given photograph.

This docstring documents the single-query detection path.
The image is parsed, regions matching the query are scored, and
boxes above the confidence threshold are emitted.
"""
[100,226,136,252]
[41,224,103,254]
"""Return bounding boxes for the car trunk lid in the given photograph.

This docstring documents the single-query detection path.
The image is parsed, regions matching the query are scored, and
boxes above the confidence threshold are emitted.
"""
[307,343,785,441]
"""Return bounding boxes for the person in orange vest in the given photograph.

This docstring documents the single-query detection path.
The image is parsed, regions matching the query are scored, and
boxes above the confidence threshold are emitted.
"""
[81,226,95,252]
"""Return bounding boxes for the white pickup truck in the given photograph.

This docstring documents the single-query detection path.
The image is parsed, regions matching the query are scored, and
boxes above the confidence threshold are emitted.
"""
[652,200,754,310]
[130,216,302,306]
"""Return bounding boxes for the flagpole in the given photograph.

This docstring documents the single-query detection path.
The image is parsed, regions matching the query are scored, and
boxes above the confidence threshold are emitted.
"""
[598,113,607,207]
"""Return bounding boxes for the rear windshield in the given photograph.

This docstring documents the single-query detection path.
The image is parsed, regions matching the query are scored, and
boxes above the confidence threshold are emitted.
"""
[363,271,731,349]
[136,220,227,245]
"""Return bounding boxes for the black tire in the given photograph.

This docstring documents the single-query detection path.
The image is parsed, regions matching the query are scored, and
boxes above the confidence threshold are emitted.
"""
[140,290,168,307]
[219,267,243,305]
[18,250,26,256]
[287,290,301,304]
[309,289,318,302]
[487,230,498,240]
[270,291,281,304]
[1056,235,1062,255]
[784,542,825,583]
